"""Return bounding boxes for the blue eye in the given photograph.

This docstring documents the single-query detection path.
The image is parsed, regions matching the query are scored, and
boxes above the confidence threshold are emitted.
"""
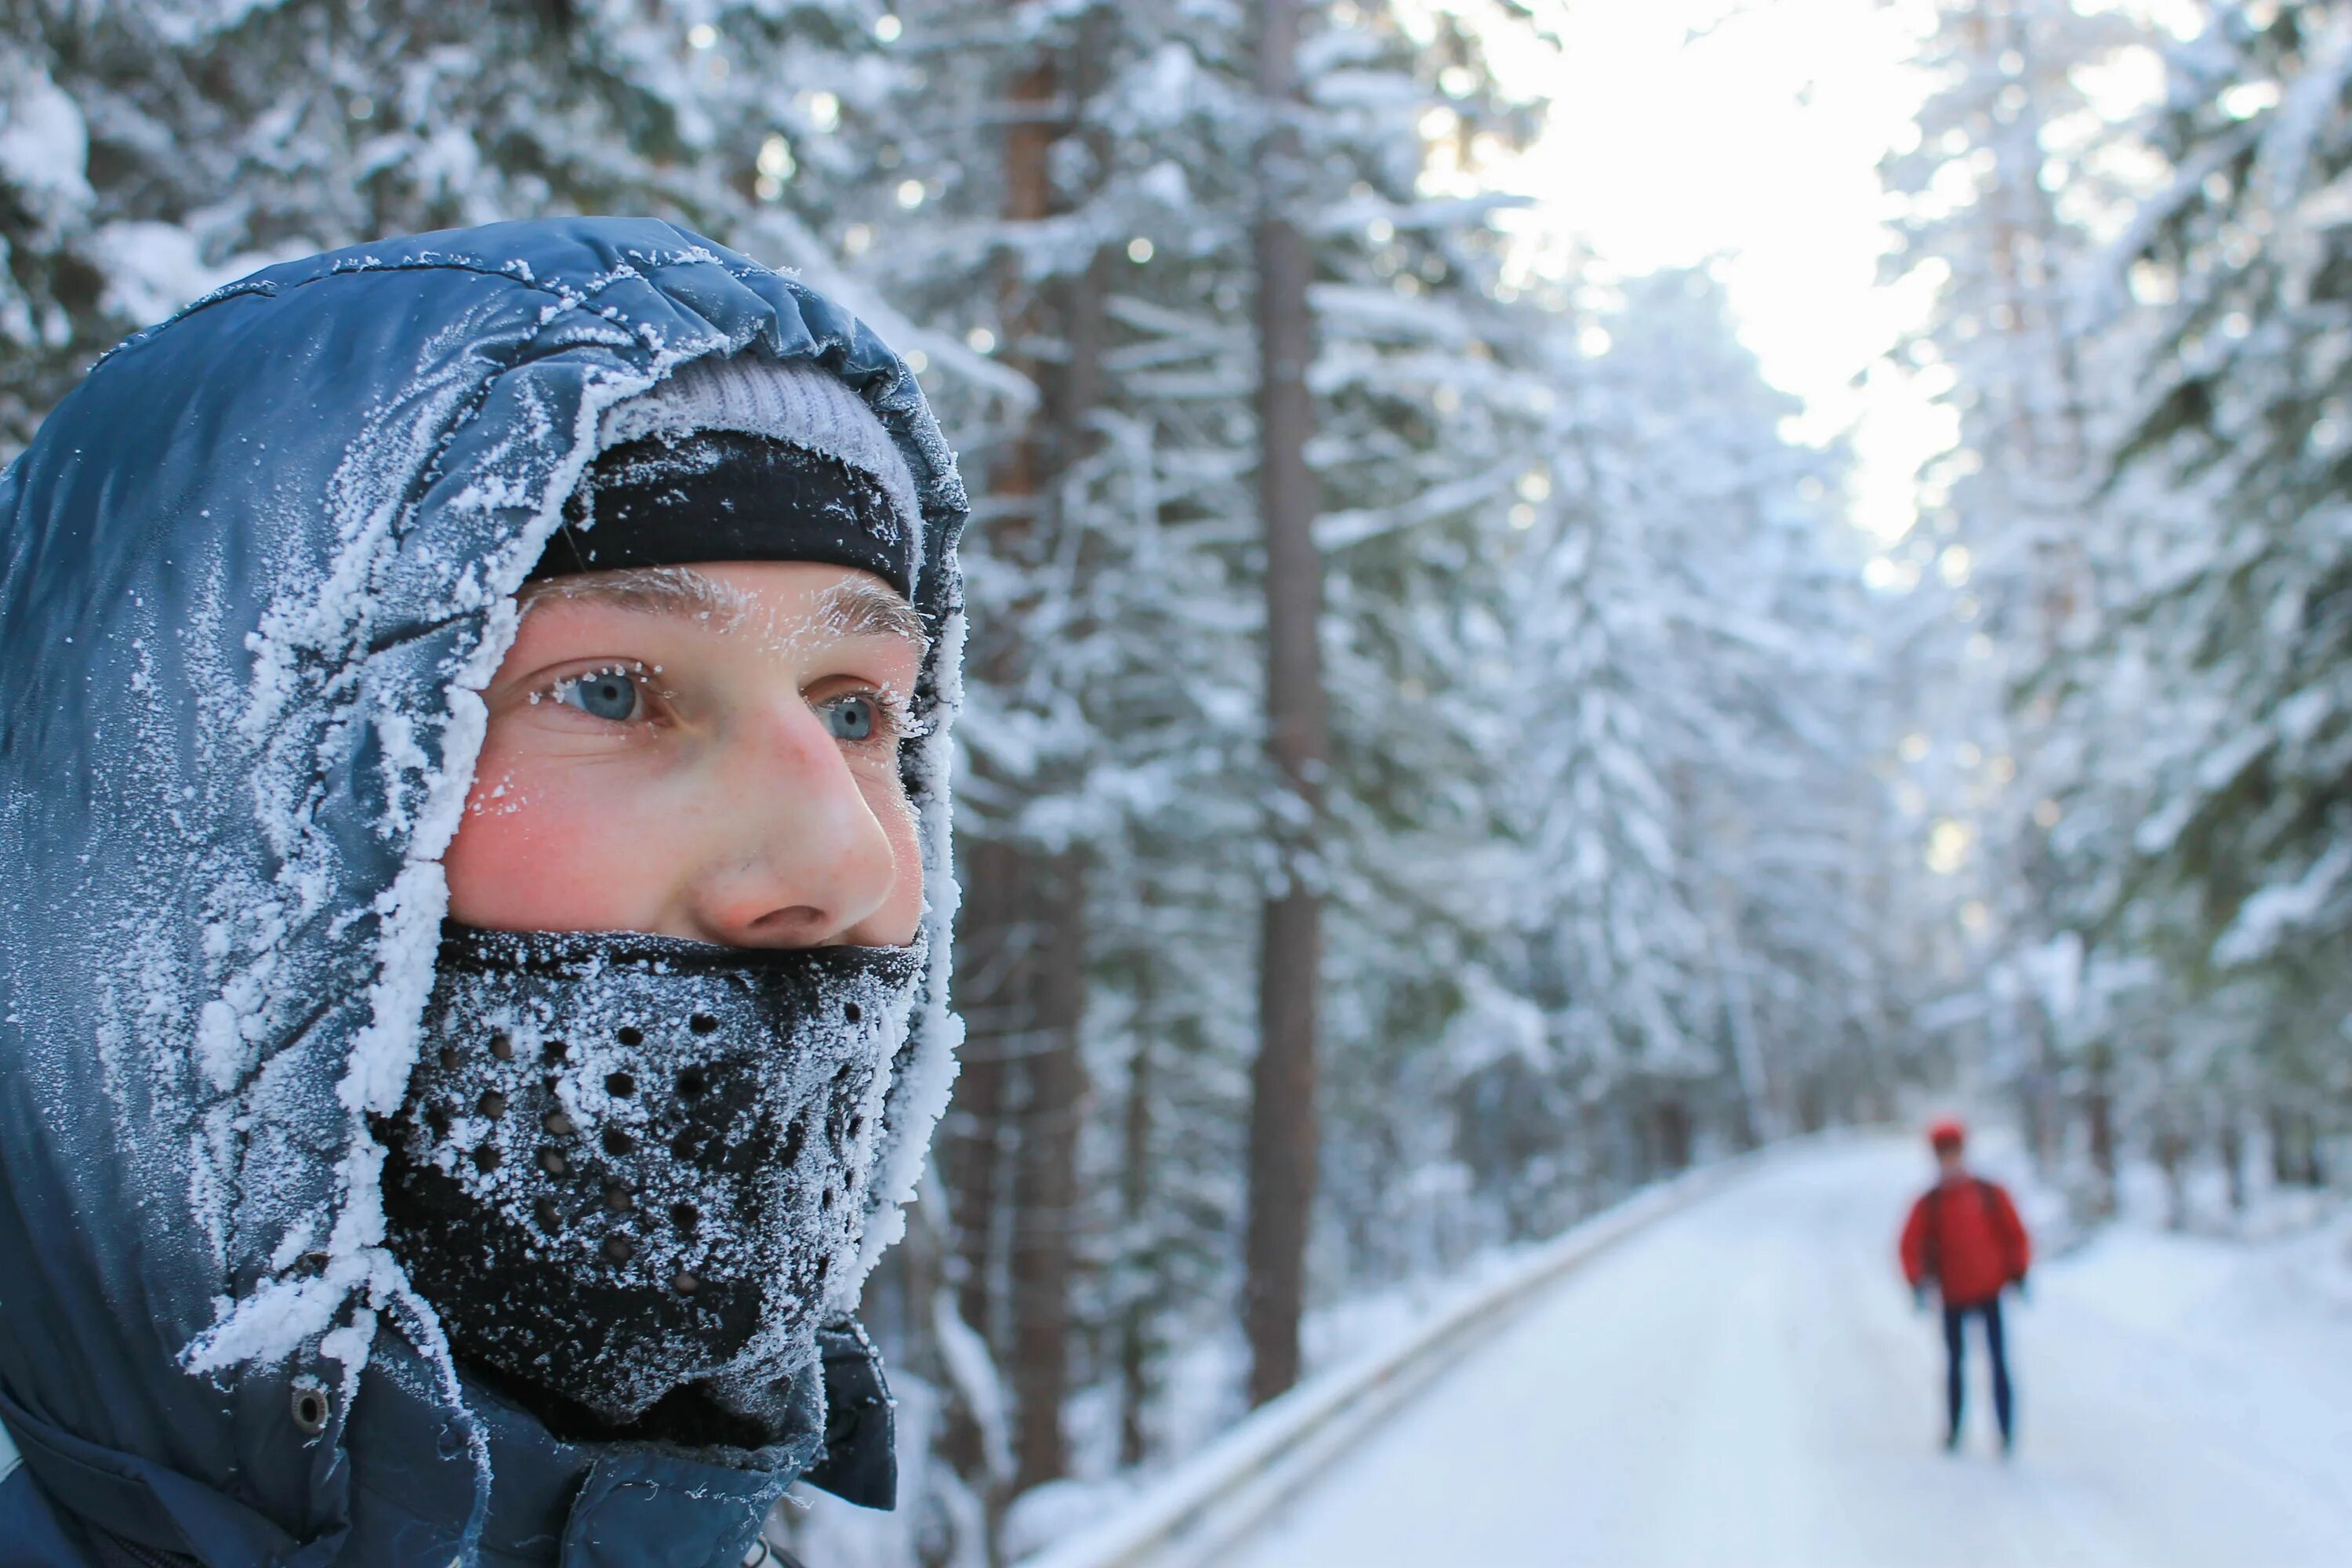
[824,695,877,742]
[557,670,640,722]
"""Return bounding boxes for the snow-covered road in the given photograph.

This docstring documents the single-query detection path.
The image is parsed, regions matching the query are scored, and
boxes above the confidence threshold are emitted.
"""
[1227,1140,2352,1568]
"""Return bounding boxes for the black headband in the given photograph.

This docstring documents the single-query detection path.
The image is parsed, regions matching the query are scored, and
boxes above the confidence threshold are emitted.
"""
[534,430,916,599]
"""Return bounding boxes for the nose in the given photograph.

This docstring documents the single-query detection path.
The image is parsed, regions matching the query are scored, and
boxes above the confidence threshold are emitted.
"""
[684,699,902,948]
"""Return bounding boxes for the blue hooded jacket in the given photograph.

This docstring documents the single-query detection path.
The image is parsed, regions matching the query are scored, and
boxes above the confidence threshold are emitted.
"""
[0,219,969,1567]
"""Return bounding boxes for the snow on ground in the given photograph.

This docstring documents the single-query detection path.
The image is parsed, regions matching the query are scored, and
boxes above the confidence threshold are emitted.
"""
[1226,1138,2352,1568]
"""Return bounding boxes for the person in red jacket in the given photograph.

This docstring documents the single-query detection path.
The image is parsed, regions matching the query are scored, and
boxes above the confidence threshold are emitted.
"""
[1900,1119,2031,1453]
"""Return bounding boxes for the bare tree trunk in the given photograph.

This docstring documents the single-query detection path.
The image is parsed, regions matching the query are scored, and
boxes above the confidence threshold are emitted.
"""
[2263,1104,2327,1188]
[946,841,1022,1344]
[2084,1057,2118,1220]
[2155,1116,2188,1232]
[1242,0,1327,1411]
[2220,1117,2248,1217]
[1010,850,1088,1492]
[2020,1002,2063,1178]
[995,16,1119,1495]
[941,840,1019,1525]
[1116,967,1157,1468]
[1708,894,1773,1149]
[1656,1096,1694,1174]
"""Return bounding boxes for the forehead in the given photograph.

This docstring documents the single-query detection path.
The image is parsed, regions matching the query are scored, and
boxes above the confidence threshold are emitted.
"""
[520,562,927,648]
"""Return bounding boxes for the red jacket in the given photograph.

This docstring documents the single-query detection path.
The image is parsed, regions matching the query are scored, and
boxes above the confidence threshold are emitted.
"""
[1900,1176,2030,1307]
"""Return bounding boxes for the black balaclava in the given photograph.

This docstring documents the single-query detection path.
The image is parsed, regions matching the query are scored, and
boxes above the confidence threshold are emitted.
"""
[377,354,928,1484]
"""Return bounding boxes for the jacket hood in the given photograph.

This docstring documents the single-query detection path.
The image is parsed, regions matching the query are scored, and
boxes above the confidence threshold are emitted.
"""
[0,217,967,1564]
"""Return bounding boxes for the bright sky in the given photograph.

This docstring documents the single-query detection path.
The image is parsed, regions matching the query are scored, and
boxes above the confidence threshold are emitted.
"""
[1508,0,1953,545]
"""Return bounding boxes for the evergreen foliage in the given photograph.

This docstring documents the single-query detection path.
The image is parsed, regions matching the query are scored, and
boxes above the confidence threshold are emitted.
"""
[1881,0,2351,1223]
[6,3,1927,1562]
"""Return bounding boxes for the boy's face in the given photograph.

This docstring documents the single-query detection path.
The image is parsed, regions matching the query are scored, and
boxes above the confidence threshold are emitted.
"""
[444,560,927,949]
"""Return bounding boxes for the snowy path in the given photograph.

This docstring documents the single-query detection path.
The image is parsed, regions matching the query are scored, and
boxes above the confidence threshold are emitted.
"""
[1226,1140,2352,1568]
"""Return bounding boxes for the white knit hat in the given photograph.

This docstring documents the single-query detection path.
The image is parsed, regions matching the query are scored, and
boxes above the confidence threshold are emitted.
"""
[600,352,923,541]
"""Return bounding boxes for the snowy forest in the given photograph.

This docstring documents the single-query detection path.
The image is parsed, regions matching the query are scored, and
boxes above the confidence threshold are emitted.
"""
[3,0,2348,1563]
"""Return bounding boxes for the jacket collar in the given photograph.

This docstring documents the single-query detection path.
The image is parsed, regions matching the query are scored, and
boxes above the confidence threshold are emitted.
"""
[339,1343,794,1568]
[0,1346,793,1568]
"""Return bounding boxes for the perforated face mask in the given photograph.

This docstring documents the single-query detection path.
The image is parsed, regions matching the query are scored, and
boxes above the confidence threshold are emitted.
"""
[379,925,924,1447]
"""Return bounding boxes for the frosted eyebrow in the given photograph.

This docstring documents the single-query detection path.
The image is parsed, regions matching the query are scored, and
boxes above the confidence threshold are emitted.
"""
[519,564,745,623]
[817,578,928,649]
[519,566,926,649]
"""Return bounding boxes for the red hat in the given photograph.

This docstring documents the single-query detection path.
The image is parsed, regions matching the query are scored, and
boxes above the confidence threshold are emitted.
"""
[1928,1118,1966,1152]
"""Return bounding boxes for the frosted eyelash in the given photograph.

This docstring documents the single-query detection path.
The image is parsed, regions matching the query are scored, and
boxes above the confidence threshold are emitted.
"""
[842,686,916,740]
[531,662,652,706]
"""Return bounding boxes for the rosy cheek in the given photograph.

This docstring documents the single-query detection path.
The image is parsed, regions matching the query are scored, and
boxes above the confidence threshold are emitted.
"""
[444,742,660,933]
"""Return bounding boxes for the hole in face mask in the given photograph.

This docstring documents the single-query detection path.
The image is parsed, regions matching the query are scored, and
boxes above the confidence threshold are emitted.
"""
[604,1181,634,1214]
[603,1127,636,1157]
[425,1104,452,1140]
[670,1201,699,1232]
[488,1033,514,1062]
[603,1235,635,1265]
[477,1089,507,1119]
[671,1270,699,1296]
[290,1381,331,1436]
[616,1025,644,1047]
[782,1116,807,1166]
[543,1109,575,1137]
[676,1066,708,1100]
[843,1001,862,1023]
[538,1147,569,1177]
[541,1038,568,1067]
[473,1144,502,1173]
[670,1130,699,1161]
[437,1046,460,1072]
[534,1196,561,1231]
[848,1115,866,1140]
[822,1185,837,1212]
[815,1254,832,1284]
[689,1013,718,1035]
[605,1071,636,1098]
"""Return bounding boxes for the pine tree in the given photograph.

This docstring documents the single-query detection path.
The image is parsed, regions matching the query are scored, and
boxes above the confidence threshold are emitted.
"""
[1878,0,2156,1193]
[2056,0,2352,1185]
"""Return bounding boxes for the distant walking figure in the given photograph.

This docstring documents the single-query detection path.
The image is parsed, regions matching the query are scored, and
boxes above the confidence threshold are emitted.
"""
[1900,1119,2031,1453]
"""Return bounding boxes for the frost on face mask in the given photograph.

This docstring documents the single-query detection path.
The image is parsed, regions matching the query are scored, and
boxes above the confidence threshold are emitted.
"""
[378,924,924,1453]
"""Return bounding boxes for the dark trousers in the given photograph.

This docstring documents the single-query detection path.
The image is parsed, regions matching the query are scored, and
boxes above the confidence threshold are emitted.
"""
[1941,1294,2013,1443]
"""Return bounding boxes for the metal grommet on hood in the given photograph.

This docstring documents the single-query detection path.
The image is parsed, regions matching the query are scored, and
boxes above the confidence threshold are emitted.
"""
[289,1374,332,1437]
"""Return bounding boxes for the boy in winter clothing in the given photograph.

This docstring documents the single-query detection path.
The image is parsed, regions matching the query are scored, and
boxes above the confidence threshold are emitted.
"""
[0,219,967,1566]
[1899,1120,2031,1454]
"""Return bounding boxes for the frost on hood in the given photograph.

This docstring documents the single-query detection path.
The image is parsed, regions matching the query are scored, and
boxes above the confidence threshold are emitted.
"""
[0,223,967,1490]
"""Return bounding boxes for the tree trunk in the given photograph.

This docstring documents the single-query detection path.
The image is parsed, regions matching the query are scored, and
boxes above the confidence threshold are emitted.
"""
[1010,849,1087,1492]
[2020,1004,2063,1179]
[1115,970,1157,1468]
[1711,902,1773,1149]
[2220,1117,2247,1216]
[993,16,1118,1494]
[1243,0,1327,1411]
[946,841,1024,1345]
[2084,1065,2118,1220]
[940,839,1019,1512]
[2155,1117,2188,1232]
[1655,1095,1694,1174]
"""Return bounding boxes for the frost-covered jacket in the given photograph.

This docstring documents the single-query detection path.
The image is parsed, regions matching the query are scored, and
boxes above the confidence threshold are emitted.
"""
[0,219,967,1567]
